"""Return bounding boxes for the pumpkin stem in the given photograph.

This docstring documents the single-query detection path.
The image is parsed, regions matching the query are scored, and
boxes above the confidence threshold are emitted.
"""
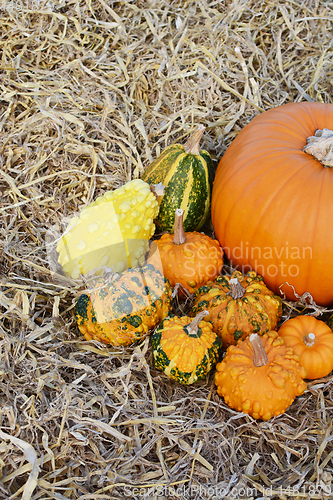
[303,128,333,168]
[184,124,205,155]
[187,310,209,336]
[250,334,268,367]
[227,277,246,299]
[173,209,187,245]
[303,332,315,347]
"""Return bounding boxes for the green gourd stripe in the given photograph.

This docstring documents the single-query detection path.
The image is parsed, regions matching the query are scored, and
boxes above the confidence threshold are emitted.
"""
[159,155,210,231]
[200,150,215,187]
[179,168,193,218]
[141,146,184,183]
[141,143,212,232]
[183,157,210,229]
[157,153,193,227]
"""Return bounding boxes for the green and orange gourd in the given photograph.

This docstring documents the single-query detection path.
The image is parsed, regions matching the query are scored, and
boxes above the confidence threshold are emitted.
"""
[151,311,221,385]
[191,270,282,349]
[75,264,172,347]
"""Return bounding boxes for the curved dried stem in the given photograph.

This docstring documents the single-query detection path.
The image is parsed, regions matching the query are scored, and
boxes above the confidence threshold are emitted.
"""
[187,310,209,336]
[184,124,205,155]
[250,334,268,367]
[228,277,246,299]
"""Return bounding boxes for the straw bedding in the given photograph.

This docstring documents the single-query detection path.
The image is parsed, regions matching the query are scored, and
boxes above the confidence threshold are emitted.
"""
[1,0,333,498]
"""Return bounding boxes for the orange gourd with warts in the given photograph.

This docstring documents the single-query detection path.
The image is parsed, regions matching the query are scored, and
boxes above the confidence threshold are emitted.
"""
[278,315,333,379]
[191,270,282,349]
[215,331,307,420]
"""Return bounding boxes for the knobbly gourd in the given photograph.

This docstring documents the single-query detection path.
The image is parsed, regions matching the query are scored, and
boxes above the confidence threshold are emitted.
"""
[151,311,221,385]
[211,101,333,305]
[191,270,282,349]
[147,209,223,296]
[75,264,172,346]
[215,332,307,420]
[57,179,159,279]
[278,315,333,379]
[141,125,213,232]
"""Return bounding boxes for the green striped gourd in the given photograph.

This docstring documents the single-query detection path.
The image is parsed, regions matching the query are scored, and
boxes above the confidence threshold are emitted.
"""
[141,125,213,233]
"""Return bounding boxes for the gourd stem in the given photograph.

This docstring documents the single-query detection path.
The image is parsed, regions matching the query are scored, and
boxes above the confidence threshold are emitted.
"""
[228,277,246,299]
[303,128,333,168]
[173,209,187,245]
[188,310,209,335]
[184,124,205,155]
[150,182,165,202]
[303,332,315,347]
[250,334,268,367]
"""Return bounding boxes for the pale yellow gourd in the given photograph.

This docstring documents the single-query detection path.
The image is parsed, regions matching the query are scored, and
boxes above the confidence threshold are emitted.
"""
[57,179,159,279]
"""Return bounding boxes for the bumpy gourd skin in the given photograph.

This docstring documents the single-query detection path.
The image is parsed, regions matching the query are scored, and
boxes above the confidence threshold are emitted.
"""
[75,265,172,347]
[278,315,333,379]
[151,315,221,385]
[191,270,282,349]
[215,331,307,420]
[57,179,159,279]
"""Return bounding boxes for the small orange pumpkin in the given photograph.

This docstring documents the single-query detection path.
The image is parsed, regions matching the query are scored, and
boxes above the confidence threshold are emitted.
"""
[147,209,223,296]
[278,315,333,379]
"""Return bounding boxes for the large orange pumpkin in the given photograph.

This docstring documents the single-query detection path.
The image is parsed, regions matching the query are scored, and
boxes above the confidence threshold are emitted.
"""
[211,101,333,306]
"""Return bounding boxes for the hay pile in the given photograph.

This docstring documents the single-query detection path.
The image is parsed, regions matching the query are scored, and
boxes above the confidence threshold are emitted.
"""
[1,0,333,498]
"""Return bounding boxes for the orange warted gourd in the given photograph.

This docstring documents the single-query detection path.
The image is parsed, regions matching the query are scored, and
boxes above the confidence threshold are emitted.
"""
[278,315,333,379]
[147,209,223,296]
[75,264,172,346]
[215,332,307,420]
[191,270,282,349]
[151,311,221,384]
[211,101,333,306]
